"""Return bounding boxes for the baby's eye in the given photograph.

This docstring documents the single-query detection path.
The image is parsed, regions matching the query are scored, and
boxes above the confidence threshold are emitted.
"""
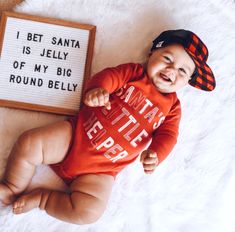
[163,56,172,63]
[179,68,186,74]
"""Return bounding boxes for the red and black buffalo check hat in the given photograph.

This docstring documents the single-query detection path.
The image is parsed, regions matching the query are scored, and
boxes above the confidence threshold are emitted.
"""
[151,29,216,91]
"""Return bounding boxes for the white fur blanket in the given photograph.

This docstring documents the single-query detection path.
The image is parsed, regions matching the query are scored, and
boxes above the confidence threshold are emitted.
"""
[1,0,235,231]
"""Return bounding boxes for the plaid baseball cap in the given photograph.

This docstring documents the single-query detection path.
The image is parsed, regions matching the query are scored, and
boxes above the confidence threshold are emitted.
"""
[151,29,216,91]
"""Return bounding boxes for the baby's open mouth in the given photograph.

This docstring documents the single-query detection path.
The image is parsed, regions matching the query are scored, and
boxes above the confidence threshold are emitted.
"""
[160,73,172,83]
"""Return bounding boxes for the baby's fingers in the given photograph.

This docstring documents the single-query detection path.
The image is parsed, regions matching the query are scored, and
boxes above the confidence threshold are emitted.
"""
[143,156,158,165]
[97,90,110,108]
[84,88,110,108]
[141,150,158,174]
[143,163,157,174]
[84,97,96,107]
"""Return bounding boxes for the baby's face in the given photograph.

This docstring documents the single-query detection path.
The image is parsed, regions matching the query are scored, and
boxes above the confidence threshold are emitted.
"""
[147,44,196,93]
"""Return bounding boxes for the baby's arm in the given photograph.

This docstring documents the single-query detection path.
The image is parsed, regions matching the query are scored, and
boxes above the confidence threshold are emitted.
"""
[83,63,143,109]
[83,63,143,97]
[142,99,181,172]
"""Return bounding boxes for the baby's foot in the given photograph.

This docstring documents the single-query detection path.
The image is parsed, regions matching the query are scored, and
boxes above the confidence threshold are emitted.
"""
[0,183,15,205]
[12,189,42,214]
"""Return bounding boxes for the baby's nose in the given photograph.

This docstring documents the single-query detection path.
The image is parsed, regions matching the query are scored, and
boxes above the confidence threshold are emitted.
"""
[166,67,176,81]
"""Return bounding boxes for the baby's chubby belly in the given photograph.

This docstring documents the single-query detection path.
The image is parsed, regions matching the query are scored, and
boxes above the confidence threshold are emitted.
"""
[81,103,153,163]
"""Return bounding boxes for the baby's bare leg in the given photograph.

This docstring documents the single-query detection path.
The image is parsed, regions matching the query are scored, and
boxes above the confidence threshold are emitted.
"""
[13,174,114,224]
[0,121,72,205]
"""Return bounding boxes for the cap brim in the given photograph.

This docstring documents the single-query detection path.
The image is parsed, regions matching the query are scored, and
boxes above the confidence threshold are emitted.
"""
[186,49,216,91]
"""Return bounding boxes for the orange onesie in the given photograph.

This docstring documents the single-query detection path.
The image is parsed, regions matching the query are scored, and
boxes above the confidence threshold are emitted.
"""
[50,63,181,183]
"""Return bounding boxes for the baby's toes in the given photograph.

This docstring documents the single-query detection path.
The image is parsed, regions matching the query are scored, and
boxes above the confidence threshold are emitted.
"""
[12,199,25,214]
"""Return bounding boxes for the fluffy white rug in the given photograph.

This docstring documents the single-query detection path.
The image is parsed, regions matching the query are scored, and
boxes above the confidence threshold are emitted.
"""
[1,0,235,231]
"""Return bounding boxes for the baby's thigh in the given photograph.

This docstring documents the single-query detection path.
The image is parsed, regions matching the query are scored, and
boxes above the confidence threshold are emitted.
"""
[70,174,114,210]
[23,120,72,164]
[71,174,114,199]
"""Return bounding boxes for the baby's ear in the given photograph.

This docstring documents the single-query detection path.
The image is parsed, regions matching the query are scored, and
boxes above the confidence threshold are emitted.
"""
[189,70,197,82]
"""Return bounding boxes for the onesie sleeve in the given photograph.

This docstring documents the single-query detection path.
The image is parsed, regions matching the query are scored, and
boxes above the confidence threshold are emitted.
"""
[148,98,181,163]
[84,63,144,94]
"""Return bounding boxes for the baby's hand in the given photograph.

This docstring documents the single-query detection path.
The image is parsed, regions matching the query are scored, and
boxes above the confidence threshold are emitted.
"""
[140,149,158,174]
[84,88,111,110]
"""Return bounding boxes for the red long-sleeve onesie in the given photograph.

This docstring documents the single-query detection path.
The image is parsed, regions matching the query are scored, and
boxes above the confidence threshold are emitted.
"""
[51,63,181,183]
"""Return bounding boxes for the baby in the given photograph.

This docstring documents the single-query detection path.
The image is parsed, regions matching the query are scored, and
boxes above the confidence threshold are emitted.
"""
[0,29,215,224]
